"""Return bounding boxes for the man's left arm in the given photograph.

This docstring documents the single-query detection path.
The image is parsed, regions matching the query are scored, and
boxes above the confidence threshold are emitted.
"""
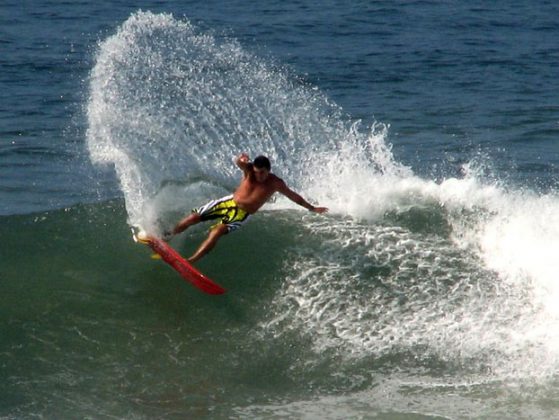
[276,180,328,213]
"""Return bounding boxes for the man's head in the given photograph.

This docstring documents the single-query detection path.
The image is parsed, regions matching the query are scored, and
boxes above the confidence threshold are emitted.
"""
[253,155,271,182]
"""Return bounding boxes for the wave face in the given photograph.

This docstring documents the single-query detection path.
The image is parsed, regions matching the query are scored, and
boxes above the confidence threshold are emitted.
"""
[78,10,559,418]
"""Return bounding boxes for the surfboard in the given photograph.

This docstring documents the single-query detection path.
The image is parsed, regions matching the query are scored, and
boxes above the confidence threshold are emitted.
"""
[133,231,226,295]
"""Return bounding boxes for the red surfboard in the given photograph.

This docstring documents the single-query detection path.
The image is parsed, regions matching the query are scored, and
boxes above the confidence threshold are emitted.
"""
[135,233,226,295]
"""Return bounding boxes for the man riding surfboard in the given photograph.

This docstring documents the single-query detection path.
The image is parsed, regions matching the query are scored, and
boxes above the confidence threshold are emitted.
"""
[168,153,328,263]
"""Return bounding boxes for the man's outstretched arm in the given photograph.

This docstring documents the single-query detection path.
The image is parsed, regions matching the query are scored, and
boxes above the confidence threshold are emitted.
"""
[277,180,328,213]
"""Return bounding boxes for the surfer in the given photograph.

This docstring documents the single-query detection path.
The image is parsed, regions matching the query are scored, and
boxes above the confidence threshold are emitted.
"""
[169,153,328,263]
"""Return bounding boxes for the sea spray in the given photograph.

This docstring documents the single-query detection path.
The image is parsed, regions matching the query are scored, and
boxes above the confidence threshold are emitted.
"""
[87,11,356,231]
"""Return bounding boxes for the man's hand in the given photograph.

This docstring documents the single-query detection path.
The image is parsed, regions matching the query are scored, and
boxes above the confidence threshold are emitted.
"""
[236,153,251,173]
[237,153,250,165]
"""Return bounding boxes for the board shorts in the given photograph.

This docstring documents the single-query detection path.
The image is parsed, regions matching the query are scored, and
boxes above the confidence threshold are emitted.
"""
[193,195,250,233]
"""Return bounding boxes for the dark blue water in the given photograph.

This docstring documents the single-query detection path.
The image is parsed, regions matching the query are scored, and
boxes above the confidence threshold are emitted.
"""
[3,0,558,215]
[2,1,559,418]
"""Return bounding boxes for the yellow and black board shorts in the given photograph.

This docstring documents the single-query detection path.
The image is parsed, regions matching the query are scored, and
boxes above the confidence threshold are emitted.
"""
[193,195,250,233]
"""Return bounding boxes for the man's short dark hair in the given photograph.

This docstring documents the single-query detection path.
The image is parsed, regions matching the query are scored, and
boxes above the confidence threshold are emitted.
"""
[253,155,271,171]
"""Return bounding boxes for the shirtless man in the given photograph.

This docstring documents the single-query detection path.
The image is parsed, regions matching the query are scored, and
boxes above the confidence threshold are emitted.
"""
[170,153,328,263]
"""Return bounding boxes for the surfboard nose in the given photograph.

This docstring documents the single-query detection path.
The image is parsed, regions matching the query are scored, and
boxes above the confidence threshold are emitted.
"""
[131,227,150,244]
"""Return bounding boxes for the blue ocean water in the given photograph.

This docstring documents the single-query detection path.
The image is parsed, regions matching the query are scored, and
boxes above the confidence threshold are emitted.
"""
[2,1,559,418]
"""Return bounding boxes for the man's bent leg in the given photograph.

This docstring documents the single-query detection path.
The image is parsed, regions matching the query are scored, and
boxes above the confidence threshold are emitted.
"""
[187,224,229,264]
[173,213,202,235]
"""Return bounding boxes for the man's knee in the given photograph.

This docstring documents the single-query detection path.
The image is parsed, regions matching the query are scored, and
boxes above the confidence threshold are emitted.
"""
[212,224,229,237]
[174,213,202,233]
[187,213,202,224]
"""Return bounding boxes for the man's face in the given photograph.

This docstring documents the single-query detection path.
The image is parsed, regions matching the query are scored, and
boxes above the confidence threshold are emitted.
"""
[254,166,270,183]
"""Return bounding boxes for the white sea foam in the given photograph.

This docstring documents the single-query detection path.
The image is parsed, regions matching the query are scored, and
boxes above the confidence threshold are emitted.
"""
[266,151,559,383]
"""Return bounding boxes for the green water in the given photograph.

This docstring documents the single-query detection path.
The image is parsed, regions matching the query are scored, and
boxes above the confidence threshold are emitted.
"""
[3,199,558,418]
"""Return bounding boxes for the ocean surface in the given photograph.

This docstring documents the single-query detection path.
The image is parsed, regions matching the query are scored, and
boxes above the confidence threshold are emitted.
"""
[2,1,559,418]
